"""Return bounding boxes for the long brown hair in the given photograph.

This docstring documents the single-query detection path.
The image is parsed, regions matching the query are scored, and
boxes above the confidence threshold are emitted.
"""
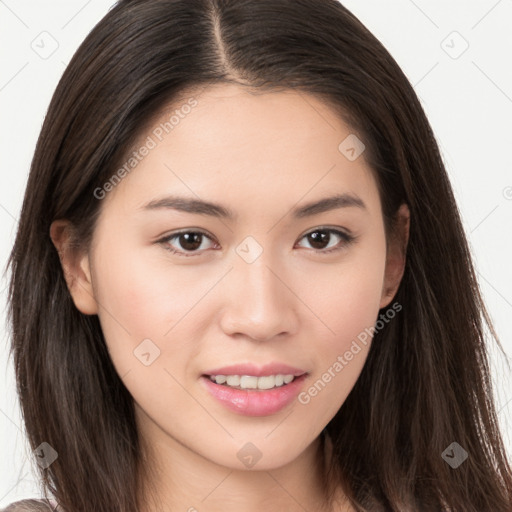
[6,0,512,510]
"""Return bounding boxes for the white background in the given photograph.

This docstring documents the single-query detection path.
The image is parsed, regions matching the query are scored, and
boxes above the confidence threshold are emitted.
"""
[1,0,511,505]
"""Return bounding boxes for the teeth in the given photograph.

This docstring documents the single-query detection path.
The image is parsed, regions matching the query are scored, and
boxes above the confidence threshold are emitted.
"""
[209,374,297,390]
[226,375,240,387]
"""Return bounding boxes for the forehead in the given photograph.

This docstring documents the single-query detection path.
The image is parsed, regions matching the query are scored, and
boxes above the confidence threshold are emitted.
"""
[155,83,354,156]
[101,83,379,218]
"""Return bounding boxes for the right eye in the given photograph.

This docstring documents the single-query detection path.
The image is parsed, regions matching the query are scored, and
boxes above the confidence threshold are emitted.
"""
[158,230,219,257]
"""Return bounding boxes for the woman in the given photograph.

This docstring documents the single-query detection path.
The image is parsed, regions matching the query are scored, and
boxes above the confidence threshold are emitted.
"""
[5,0,512,510]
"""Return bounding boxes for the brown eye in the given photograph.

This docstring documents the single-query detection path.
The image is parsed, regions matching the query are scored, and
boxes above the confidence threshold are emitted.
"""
[297,228,354,254]
[176,232,203,251]
[306,230,331,250]
[160,230,216,257]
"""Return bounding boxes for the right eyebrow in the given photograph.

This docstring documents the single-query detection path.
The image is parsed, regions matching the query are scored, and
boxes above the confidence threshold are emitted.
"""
[140,195,236,219]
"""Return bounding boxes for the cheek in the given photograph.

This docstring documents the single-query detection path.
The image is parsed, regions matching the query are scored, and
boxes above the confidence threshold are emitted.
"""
[90,235,224,388]
[311,229,387,346]
[90,239,184,368]
[90,243,206,426]
[297,233,387,421]
[94,229,197,321]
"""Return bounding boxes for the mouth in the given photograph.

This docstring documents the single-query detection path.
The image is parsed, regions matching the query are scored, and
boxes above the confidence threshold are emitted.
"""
[203,373,304,390]
[200,372,309,416]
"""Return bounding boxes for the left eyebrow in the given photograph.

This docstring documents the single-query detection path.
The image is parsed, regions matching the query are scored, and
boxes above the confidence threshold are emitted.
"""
[291,193,367,218]
[139,192,366,219]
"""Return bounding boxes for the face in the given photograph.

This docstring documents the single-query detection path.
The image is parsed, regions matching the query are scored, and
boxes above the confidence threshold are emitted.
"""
[53,83,407,472]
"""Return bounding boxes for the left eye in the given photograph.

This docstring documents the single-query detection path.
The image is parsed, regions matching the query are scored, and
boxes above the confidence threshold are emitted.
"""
[296,228,354,253]
[159,227,354,257]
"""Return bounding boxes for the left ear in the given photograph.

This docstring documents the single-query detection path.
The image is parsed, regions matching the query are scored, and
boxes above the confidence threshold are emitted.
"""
[379,203,410,309]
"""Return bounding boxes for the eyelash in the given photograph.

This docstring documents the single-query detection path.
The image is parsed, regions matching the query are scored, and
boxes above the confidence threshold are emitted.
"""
[157,227,356,257]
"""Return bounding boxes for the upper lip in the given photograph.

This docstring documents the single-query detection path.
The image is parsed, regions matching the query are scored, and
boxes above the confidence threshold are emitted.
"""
[203,363,308,377]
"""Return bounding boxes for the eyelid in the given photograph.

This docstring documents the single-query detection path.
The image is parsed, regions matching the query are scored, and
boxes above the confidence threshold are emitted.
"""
[157,226,355,257]
[297,225,353,241]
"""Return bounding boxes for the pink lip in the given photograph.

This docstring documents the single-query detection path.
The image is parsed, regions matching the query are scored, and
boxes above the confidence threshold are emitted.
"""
[202,363,307,377]
[200,373,308,416]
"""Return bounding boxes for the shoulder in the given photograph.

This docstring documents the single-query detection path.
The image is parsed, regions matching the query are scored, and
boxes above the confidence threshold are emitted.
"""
[0,499,61,511]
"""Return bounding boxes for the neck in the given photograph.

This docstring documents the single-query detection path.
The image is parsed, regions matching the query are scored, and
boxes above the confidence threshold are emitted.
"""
[136,411,340,512]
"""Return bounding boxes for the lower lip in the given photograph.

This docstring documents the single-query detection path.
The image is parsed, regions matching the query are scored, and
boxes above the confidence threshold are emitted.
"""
[201,374,308,416]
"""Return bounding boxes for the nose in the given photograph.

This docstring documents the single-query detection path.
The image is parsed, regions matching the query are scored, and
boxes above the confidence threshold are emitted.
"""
[219,251,299,342]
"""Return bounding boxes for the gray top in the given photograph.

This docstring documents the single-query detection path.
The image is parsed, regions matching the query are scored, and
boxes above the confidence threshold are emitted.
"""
[0,499,60,511]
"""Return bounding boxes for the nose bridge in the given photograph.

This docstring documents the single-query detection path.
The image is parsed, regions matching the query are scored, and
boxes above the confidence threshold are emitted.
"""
[240,250,281,303]
[221,236,296,339]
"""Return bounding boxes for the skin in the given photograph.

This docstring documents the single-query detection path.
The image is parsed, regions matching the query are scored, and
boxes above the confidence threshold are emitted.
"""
[51,83,410,512]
